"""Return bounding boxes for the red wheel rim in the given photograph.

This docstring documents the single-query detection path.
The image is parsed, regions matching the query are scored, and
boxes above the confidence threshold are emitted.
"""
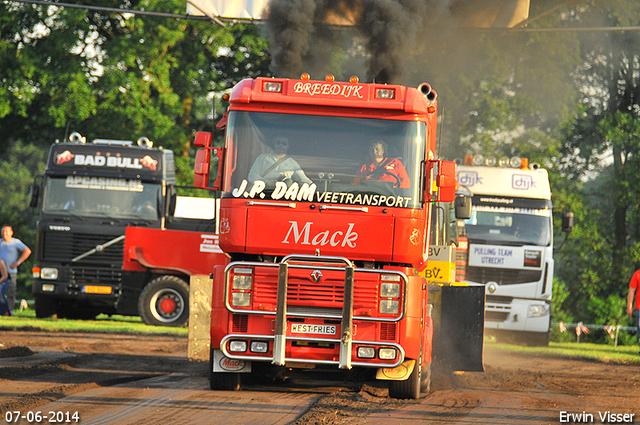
[159,297,177,314]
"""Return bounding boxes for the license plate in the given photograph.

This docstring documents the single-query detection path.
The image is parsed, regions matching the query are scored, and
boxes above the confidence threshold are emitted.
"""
[82,285,113,294]
[290,323,337,335]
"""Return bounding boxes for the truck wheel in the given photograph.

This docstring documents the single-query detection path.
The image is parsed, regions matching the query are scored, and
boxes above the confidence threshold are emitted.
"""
[420,362,432,393]
[34,296,56,318]
[388,357,422,399]
[209,347,241,391]
[138,275,189,327]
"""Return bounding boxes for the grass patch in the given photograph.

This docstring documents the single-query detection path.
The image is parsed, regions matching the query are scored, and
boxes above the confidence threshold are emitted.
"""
[486,339,640,365]
[0,308,187,336]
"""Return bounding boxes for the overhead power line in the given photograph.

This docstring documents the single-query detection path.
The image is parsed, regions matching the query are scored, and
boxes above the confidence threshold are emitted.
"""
[7,0,640,32]
[7,0,243,26]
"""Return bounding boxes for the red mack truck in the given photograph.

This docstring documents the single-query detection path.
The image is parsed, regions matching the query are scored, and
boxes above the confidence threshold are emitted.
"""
[193,74,485,399]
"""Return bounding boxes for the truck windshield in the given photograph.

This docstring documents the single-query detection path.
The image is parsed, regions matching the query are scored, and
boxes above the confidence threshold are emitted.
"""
[42,176,160,221]
[224,111,426,209]
[464,207,551,246]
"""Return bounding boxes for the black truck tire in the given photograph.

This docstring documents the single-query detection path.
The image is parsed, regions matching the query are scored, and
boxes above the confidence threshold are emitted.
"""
[420,362,432,393]
[138,275,189,327]
[388,356,424,400]
[34,295,56,318]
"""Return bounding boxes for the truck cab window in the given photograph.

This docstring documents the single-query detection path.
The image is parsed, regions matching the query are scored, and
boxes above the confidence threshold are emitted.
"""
[223,111,425,209]
[42,176,160,221]
[465,208,551,247]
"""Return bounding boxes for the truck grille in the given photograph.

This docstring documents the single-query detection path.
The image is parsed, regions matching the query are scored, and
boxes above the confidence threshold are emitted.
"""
[253,268,379,312]
[42,231,124,266]
[485,295,513,323]
[465,267,541,285]
[485,311,510,322]
[379,322,396,341]
[70,267,122,284]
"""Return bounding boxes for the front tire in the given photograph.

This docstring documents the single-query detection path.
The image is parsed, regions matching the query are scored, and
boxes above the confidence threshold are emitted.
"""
[420,362,432,393]
[388,357,423,399]
[138,275,189,327]
[34,295,56,318]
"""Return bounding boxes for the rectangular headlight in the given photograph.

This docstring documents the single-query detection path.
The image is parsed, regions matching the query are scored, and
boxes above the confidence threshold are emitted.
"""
[229,340,247,352]
[250,341,269,353]
[375,88,395,99]
[380,282,400,298]
[380,299,399,315]
[233,274,252,290]
[528,304,550,318]
[263,81,282,93]
[41,284,55,292]
[40,268,58,280]
[232,292,251,307]
[379,348,397,360]
[357,346,376,359]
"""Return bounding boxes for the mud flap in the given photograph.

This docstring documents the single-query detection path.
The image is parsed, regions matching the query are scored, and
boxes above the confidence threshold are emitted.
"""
[432,285,485,372]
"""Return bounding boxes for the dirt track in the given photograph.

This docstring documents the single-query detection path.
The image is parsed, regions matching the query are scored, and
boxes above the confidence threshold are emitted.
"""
[1,330,639,424]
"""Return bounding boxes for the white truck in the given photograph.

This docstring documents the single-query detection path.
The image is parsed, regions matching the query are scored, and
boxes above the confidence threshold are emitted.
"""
[457,156,563,346]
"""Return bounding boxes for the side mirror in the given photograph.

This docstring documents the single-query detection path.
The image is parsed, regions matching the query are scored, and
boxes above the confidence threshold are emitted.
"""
[454,194,472,220]
[194,132,212,189]
[428,160,457,203]
[193,131,225,191]
[28,183,40,208]
[562,211,573,233]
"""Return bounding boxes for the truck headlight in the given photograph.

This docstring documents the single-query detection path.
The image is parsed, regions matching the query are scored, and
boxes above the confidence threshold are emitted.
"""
[250,341,268,353]
[229,340,247,352]
[232,292,251,307]
[232,268,253,290]
[233,275,252,290]
[378,348,397,360]
[40,268,59,280]
[380,299,399,315]
[357,347,376,359]
[380,282,400,298]
[528,304,550,318]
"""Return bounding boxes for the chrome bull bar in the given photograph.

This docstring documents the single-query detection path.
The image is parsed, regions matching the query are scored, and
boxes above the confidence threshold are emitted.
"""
[223,254,408,370]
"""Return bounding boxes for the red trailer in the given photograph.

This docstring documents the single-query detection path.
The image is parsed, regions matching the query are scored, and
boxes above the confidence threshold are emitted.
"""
[194,74,484,399]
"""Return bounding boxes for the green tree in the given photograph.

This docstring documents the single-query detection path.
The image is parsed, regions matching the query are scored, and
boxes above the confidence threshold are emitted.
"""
[0,142,47,297]
[553,0,640,337]
[0,0,272,296]
[403,0,581,161]
[0,0,271,184]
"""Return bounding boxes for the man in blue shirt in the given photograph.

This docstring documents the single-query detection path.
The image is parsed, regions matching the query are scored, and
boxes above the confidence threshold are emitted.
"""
[0,225,31,313]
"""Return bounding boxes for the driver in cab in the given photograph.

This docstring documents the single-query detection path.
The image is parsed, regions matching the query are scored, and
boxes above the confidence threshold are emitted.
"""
[248,137,312,186]
[353,140,410,188]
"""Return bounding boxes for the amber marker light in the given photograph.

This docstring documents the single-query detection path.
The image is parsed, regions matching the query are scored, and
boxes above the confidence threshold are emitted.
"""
[325,74,335,82]
[350,75,359,83]
[301,73,310,81]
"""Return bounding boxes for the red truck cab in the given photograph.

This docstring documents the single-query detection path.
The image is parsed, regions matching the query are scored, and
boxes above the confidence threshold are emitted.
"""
[194,75,478,399]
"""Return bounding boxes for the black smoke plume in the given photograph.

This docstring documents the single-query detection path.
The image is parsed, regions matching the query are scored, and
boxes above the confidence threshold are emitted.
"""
[264,0,435,84]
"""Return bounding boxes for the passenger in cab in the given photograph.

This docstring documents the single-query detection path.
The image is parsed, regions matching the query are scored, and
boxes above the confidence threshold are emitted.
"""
[353,140,410,188]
